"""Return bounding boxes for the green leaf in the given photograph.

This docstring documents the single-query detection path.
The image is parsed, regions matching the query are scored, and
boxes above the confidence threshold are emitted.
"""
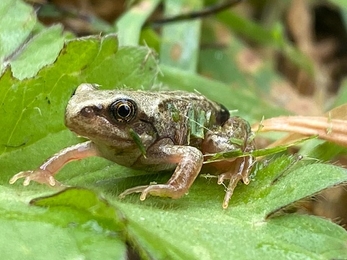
[0,2,66,80]
[160,0,202,71]
[330,0,347,10]
[28,188,199,259]
[10,25,65,80]
[115,0,161,46]
[332,79,347,108]
[0,0,36,74]
[248,157,347,217]
[1,187,126,259]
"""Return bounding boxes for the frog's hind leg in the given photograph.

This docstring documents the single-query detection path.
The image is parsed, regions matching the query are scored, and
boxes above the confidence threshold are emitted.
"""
[218,155,254,209]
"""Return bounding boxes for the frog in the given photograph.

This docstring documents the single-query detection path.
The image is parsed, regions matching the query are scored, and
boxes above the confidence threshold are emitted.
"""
[10,83,255,209]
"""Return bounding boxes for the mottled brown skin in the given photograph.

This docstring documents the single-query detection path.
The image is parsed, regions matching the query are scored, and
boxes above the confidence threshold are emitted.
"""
[10,83,254,208]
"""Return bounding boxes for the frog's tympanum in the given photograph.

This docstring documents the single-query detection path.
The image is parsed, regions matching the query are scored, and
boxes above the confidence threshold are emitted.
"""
[10,84,254,208]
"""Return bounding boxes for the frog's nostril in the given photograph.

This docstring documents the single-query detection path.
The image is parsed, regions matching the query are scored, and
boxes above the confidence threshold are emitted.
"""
[80,104,102,117]
[80,107,95,117]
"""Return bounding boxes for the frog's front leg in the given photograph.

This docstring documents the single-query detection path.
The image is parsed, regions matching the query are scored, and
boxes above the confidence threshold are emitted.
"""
[119,143,203,200]
[10,141,100,186]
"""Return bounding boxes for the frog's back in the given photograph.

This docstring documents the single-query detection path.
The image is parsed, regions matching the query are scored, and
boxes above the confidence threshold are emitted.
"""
[126,90,230,146]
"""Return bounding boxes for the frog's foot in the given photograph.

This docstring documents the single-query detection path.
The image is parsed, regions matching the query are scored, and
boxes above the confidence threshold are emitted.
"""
[217,156,253,209]
[9,169,62,187]
[217,169,250,185]
[119,184,185,201]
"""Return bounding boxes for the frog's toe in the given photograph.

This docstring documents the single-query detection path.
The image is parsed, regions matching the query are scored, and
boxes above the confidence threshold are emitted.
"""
[120,184,187,201]
[242,175,250,185]
[217,173,227,184]
[9,169,60,187]
[222,175,242,209]
[118,185,149,199]
[9,171,34,185]
[140,184,185,199]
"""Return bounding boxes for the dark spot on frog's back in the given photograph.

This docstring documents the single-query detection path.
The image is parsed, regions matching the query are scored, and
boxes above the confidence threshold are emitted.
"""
[216,103,230,125]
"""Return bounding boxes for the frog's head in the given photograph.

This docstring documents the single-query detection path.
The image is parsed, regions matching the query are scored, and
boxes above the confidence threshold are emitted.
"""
[65,83,156,149]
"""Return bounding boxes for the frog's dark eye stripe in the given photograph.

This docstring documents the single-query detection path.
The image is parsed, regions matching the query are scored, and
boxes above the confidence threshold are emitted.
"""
[110,99,137,123]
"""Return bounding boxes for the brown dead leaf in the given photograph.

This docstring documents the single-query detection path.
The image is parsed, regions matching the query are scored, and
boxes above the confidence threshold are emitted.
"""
[253,103,347,149]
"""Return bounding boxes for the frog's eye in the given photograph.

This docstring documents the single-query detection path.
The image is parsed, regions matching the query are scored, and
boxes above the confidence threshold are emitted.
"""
[110,99,137,123]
